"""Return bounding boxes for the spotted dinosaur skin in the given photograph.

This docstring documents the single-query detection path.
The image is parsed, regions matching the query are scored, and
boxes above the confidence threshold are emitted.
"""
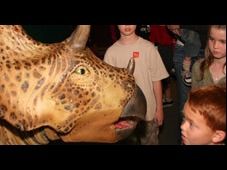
[0,25,146,144]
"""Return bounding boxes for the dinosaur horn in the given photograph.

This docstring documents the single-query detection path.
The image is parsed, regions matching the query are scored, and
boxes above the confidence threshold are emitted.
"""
[127,58,135,74]
[68,25,91,50]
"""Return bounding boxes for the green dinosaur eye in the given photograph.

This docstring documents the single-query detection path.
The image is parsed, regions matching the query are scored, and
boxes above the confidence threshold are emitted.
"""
[74,66,87,75]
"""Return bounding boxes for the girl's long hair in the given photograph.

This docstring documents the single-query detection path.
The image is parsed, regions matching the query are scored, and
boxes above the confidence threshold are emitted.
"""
[199,25,226,79]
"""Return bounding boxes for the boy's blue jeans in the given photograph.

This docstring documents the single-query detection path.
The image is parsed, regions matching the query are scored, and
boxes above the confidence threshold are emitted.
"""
[174,61,191,114]
[173,45,191,118]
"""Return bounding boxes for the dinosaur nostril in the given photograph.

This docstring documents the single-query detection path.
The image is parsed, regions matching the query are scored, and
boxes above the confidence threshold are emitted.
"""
[124,80,135,91]
[127,83,132,89]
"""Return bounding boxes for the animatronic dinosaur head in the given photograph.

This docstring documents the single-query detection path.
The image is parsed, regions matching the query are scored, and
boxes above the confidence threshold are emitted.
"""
[0,25,146,144]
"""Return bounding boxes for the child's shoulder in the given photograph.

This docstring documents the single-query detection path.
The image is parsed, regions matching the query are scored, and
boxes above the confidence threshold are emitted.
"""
[192,58,205,78]
[138,37,156,48]
[194,58,205,67]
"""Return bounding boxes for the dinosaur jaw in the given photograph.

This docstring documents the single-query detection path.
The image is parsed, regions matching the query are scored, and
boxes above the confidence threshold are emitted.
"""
[115,85,146,141]
[60,84,146,143]
[114,117,139,141]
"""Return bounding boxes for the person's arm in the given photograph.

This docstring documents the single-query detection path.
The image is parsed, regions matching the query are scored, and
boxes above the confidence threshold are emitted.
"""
[182,30,201,74]
[153,80,164,126]
[182,29,201,58]
[191,60,202,90]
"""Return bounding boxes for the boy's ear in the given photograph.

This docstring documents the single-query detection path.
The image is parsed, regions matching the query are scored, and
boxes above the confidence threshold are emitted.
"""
[212,130,226,144]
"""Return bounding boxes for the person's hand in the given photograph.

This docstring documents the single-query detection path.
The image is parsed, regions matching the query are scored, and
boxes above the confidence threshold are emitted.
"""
[183,57,191,71]
[172,28,181,36]
[155,110,164,126]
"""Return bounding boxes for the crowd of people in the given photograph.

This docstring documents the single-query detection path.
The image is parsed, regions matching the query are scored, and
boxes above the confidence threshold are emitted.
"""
[7,25,226,145]
[103,25,226,145]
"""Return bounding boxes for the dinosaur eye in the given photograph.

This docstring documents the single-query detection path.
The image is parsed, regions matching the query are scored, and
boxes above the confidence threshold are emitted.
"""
[74,66,88,75]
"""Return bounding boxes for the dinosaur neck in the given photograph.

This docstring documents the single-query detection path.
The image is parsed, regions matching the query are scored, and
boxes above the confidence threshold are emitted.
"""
[0,120,60,145]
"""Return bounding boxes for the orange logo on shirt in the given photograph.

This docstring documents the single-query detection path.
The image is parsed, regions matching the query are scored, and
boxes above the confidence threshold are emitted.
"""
[133,51,139,58]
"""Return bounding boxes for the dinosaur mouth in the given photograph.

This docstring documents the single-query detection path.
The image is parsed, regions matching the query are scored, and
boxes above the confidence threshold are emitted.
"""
[114,85,146,141]
[114,117,140,140]
[114,117,139,129]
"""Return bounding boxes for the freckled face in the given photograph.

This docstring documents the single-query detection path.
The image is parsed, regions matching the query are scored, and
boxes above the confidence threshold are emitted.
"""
[180,102,216,145]
[208,27,226,59]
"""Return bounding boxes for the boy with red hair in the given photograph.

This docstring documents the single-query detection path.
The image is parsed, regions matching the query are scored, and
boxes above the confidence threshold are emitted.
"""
[181,85,226,145]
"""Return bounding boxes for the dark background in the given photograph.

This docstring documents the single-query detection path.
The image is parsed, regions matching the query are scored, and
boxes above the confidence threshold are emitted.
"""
[23,25,209,59]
